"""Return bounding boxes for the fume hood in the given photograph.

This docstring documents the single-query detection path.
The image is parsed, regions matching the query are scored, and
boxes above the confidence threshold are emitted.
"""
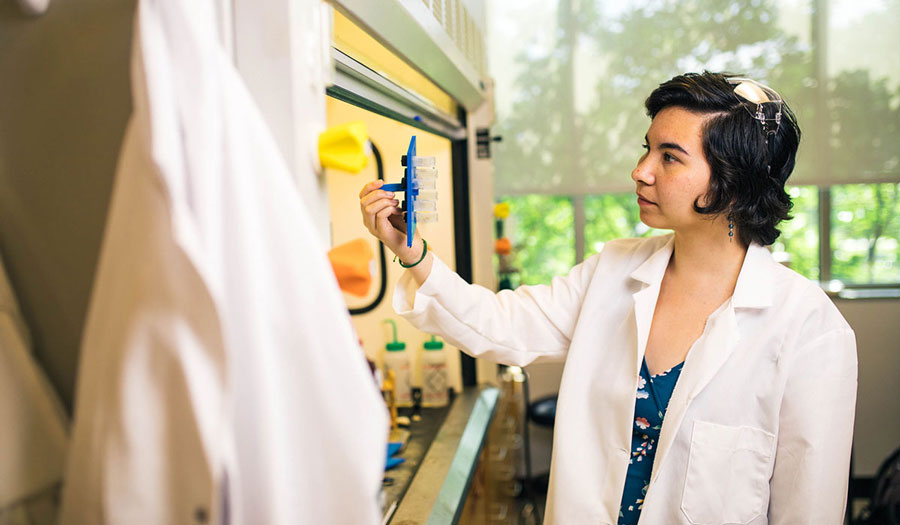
[219,0,498,387]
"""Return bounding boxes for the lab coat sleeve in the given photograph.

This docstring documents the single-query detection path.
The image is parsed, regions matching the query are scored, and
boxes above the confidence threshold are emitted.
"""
[393,253,600,366]
[768,327,858,524]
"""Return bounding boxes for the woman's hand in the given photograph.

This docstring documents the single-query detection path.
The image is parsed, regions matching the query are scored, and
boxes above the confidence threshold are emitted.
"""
[359,180,424,264]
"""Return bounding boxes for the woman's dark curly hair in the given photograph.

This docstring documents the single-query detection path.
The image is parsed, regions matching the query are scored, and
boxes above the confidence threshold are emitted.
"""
[644,71,801,246]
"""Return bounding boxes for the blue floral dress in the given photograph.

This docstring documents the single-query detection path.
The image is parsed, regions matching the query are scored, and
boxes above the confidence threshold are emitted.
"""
[618,358,684,525]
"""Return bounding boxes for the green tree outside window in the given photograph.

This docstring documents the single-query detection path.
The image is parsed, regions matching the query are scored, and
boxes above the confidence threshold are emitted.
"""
[832,183,900,284]
[772,185,819,280]
[584,193,664,257]
[500,195,575,286]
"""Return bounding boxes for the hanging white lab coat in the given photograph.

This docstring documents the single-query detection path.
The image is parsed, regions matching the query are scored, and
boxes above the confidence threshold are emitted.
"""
[60,1,387,524]
[0,254,68,524]
[395,234,857,524]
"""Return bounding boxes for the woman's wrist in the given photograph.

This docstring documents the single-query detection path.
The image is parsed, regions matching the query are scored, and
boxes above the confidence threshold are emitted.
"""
[395,237,425,266]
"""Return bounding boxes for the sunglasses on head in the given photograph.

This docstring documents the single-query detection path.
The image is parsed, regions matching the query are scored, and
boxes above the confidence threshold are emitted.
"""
[727,77,784,172]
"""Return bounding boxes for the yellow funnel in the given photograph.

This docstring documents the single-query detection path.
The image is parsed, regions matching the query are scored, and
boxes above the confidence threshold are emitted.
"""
[318,121,369,173]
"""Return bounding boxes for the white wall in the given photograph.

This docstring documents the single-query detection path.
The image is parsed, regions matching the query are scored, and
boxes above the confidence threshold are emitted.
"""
[835,297,900,476]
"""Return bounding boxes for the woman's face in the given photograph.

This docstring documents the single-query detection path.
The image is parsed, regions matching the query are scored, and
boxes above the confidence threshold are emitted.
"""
[632,106,716,233]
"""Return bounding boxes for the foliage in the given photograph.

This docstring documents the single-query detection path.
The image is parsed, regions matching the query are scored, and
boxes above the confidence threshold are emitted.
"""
[584,193,663,257]
[832,183,900,283]
[500,195,575,286]
[771,185,819,280]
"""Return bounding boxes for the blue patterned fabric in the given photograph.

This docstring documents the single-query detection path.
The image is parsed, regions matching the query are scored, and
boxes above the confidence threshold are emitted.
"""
[618,358,684,525]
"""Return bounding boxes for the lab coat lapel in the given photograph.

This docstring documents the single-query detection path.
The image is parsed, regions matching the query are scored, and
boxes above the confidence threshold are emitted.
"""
[650,304,740,483]
[649,243,775,484]
[629,236,676,373]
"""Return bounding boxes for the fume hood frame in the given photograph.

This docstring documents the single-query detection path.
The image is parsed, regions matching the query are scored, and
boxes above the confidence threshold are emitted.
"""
[327,0,489,388]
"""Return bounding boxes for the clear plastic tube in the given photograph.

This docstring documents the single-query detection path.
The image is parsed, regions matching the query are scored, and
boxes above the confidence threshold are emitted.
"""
[415,199,437,212]
[415,166,437,178]
[415,211,439,223]
[416,190,438,201]
[411,156,436,168]
[416,178,436,190]
[411,160,438,223]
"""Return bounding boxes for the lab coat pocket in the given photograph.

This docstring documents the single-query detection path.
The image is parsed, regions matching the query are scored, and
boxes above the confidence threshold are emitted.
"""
[681,420,776,525]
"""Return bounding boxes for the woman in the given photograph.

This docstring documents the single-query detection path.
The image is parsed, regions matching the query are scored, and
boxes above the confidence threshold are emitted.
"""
[359,72,857,524]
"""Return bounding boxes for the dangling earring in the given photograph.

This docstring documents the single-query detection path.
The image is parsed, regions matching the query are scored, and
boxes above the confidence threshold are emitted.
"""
[728,215,734,242]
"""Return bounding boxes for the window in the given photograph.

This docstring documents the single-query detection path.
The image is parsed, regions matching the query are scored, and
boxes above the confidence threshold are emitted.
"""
[488,0,899,289]
[831,183,900,285]
[496,183,900,288]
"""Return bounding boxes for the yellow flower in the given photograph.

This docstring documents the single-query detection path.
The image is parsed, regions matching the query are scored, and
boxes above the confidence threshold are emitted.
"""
[493,202,510,219]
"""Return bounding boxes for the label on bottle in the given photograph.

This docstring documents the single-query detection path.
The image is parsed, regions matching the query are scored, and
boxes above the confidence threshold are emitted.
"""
[422,363,448,407]
[387,360,412,406]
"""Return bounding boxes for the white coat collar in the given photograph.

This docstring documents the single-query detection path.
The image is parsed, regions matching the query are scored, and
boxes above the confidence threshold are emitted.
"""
[628,235,674,286]
[731,242,776,309]
[628,234,776,310]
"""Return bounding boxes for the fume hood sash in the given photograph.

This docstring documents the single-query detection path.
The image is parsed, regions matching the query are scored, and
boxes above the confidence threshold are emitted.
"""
[329,49,466,140]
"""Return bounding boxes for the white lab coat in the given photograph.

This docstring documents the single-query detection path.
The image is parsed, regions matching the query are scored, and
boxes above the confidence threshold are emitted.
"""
[395,234,857,524]
[60,1,387,524]
[0,254,68,523]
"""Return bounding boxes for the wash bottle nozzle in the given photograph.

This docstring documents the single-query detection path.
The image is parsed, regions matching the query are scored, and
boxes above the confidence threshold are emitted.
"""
[383,319,405,351]
[423,335,444,350]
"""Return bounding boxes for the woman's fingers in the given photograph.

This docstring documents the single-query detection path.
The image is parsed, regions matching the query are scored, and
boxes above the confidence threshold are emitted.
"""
[375,205,405,246]
[360,188,395,208]
[365,199,399,223]
[360,183,393,221]
[387,212,407,233]
[359,180,409,248]
[363,196,400,235]
[375,203,398,220]
[359,180,384,199]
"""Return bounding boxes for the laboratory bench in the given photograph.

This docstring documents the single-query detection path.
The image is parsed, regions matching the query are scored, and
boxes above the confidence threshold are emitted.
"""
[382,386,500,525]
